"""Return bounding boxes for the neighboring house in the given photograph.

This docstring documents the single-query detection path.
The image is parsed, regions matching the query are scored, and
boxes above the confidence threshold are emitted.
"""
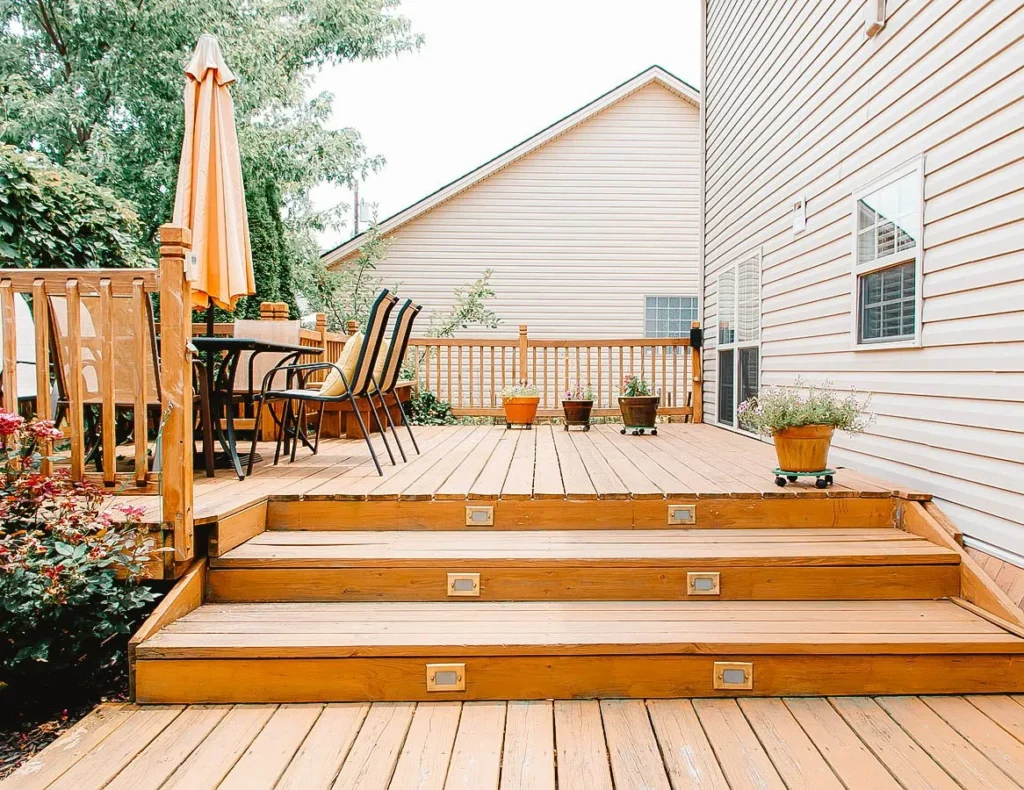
[700,0,1024,559]
[323,66,701,342]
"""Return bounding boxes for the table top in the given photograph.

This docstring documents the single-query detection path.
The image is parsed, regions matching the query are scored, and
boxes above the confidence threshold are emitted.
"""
[191,336,321,355]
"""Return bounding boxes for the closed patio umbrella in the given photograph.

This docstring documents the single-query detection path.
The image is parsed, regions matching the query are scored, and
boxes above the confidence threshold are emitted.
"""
[172,33,254,325]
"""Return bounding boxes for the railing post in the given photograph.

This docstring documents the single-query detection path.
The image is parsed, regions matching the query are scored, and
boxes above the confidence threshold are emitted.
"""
[691,320,703,424]
[315,312,328,353]
[518,325,528,384]
[345,319,359,337]
[159,224,195,563]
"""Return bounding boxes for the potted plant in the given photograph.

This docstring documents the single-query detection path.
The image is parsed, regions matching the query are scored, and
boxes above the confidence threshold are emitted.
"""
[618,375,660,435]
[502,384,540,429]
[562,382,594,431]
[738,380,871,487]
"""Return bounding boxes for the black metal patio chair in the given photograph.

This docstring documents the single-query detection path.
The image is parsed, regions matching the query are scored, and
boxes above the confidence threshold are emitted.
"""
[372,298,422,456]
[248,289,399,476]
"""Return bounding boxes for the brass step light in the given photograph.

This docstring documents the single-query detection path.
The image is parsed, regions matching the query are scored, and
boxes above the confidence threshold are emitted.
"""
[426,663,466,692]
[667,504,696,525]
[447,572,481,597]
[714,661,753,690]
[465,505,494,526]
[687,571,721,596]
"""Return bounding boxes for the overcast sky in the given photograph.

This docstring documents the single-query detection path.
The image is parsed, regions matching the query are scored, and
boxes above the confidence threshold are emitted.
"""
[312,0,703,252]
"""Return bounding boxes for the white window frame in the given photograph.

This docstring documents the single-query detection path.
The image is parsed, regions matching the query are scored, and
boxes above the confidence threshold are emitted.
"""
[850,156,925,350]
[716,249,762,433]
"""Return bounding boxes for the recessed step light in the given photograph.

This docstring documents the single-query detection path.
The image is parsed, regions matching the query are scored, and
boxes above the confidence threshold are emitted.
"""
[426,663,466,692]
[447,572,481,597]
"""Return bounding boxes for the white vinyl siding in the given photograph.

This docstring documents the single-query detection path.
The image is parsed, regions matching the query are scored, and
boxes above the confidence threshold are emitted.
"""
[702,0,1024,556]
[330,82,701,339]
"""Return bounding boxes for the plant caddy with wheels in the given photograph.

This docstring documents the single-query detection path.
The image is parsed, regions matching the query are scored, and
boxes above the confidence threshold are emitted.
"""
[618,375,659,436]
[737,380,872,489]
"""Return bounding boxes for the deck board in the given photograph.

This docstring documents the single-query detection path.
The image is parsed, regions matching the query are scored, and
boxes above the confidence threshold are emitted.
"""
[9,695,1024,789]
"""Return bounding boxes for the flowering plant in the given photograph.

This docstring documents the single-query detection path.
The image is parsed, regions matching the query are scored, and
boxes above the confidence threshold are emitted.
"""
[563,382,593,401]
[737,380,872,436]
[620,375,652,397]
[0,410,159,692]
[501,384,539,398]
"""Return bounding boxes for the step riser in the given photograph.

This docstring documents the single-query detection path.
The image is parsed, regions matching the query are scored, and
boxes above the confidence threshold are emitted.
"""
[266,497,897,530]
[206,565,960,603]
[135,653,1024,703]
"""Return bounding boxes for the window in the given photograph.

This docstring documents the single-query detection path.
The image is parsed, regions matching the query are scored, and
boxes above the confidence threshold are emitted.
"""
[717,252,760,430]
[645,296,699,339]
[851,158,923,347]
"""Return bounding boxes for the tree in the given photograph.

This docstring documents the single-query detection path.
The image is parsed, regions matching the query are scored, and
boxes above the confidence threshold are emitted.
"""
[0,0,421,297]
[0,144,148,268]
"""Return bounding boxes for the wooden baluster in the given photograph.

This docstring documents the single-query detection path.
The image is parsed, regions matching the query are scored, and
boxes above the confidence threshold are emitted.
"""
[32,280,53,475]
[446,344,453,404]
[490,347,496,407]
[597,345,603,408]
[682,344,689,413]
[456,346,463,407]
[468,344,474,408]
[132,280,149,483]
[415,344,422,392]
[65,279,85,480]
[542,348,548,407]
[586,347,591,394]
[0,279,17,414]
[574,346,580,388]
[98,279,116,485]
[672,345,679,408]
[435,345,441,395]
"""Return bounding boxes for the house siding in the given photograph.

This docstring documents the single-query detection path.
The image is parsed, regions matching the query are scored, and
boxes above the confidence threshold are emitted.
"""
[334,82,701,340]
[701,0,1024,555]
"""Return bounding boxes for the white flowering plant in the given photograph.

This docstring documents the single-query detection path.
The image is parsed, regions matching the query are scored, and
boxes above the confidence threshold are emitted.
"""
[737,380,872,436]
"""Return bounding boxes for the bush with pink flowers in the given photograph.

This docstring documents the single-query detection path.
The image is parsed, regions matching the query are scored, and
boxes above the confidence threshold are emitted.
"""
[0,410,159,698]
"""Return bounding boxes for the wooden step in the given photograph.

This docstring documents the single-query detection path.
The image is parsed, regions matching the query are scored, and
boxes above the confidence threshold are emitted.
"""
[134,600,1024,702]
[206,528,960,602]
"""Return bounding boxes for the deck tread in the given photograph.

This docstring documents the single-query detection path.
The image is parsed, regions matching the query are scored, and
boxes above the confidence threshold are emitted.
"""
[210,528,957,568]
[136,600,1024,659]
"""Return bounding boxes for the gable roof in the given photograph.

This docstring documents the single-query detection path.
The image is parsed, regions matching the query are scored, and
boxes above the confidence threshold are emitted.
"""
[322,65,700,268]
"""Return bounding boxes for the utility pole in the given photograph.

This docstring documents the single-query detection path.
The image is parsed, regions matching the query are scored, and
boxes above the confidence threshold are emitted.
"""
[353,182,361,236]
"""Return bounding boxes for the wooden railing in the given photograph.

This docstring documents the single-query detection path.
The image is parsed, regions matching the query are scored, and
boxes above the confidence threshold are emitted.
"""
[407,324,703,420]
[0,224,196,565]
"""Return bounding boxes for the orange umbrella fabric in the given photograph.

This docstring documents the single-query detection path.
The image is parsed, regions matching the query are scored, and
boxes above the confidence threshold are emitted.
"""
[172,34,255,311]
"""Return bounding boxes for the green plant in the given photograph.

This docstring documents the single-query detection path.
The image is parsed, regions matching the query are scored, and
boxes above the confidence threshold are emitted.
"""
[621,375,652,397]
[502,384,539,399]
[0,146,149,268]
[406,389,456,426]
[563,382,593,401]
[0,410,159,694]
[738,380,872,436]
[427,270,501,337]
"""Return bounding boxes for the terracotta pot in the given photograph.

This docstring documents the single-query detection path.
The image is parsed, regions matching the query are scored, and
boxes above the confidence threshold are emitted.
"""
[773,424,835,472]
[618,395,660,428]
[503,396,540,426]
[562,400,593,430]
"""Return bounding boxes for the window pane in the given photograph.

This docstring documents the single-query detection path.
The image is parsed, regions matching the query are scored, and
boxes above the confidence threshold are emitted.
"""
[718,272,735,345]
[738,347,759,410]
[718,349,734,426]
[737,258,759,343]
[858,261,916,343]
[856,171,918,266]
[645,296,698,343]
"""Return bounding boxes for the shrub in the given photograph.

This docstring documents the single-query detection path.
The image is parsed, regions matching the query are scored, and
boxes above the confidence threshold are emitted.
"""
[0,410,159,698]
[0,145,149,269]
[620,375,652,397]
[406,390,457,426]
[738,380,872,436]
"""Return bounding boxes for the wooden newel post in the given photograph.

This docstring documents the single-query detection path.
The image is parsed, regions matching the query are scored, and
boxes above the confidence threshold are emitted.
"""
[690,320,703,424]
[518,325,529,384]
[345,320,359,337]
[158,224,195,563]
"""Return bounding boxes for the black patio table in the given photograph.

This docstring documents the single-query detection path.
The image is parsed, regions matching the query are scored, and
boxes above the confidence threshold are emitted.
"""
[191,336,322,480]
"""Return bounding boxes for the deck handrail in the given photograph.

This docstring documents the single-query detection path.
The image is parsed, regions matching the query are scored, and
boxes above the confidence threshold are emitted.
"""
[0,223,196,567]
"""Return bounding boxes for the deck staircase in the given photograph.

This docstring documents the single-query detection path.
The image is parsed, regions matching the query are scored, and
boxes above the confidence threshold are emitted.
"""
[133,498,1024,703]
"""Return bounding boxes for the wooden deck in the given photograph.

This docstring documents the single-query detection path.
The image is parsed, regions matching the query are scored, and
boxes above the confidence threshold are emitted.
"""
[8,696,1024,789]
[123,423,920,533]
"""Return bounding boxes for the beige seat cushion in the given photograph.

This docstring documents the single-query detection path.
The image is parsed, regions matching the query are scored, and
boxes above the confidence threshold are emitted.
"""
[320,331,363,397]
